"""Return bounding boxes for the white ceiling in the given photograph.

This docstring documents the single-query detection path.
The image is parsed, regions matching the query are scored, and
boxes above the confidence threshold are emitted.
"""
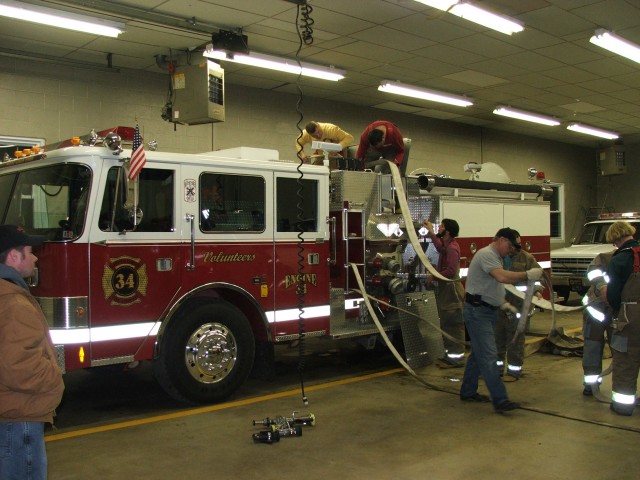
[2,0,640,147]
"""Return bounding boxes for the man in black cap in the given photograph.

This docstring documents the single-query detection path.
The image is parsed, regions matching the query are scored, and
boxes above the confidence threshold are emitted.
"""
[459,227,543,414]
[0,225,64,479]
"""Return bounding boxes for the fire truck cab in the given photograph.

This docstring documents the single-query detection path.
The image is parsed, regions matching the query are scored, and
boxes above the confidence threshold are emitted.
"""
[0,128,552,404]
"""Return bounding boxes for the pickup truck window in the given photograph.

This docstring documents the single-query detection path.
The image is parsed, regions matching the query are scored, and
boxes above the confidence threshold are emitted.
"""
[576,221,640,244]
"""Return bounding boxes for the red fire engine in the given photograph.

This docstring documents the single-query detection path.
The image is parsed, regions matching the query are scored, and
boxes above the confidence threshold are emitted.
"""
[0,128,552,403]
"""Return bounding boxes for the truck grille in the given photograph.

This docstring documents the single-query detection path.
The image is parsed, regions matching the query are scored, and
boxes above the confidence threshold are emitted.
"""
[551,257,592,276]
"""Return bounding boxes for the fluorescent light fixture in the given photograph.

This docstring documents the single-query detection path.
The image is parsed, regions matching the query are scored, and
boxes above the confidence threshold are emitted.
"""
[493,106,560,126]
[414,1,523,35]
[203,44,345,81]
[378,80,473,107]
[415,0,458,9]
[566,123,619,140]
[0,0,124,37]
[590,29,640,64]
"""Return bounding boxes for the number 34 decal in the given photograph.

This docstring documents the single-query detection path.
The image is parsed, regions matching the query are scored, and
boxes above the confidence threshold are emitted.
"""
[102,255,148,307]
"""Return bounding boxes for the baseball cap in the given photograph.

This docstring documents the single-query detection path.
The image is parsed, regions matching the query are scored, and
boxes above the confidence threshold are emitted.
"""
[0,225,45,253]
[495,227,521,250]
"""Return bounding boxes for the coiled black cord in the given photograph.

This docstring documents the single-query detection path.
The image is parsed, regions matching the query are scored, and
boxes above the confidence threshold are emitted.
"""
[298,3,314,46]
[293,1,314,406]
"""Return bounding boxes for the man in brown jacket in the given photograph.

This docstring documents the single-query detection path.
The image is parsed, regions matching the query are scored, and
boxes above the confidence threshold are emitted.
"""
[0,225,64,480]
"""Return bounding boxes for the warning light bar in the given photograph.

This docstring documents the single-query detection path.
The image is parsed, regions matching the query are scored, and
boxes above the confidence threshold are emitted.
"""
[598,212,640,219]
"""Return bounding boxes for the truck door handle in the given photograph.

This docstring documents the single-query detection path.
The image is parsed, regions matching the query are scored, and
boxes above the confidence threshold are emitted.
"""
[327,216,336,265]
[185,214,195,271]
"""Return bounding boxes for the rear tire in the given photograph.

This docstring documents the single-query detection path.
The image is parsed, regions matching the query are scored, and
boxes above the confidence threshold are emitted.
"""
[154,300,255,404]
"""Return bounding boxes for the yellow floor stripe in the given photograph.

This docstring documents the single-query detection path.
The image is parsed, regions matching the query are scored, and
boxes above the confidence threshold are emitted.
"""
[46,368,403,443]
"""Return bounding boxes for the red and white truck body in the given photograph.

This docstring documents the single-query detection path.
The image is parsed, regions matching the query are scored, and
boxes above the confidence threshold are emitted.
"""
[0,127,551,403]
[409,175,551,276]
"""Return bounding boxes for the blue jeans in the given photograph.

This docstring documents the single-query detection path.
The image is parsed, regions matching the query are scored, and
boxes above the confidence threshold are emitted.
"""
[0,422,47,480]
[460,304,509,407]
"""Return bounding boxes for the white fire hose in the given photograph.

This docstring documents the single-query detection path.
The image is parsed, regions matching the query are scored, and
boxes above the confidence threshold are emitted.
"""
[361,163,585,383]
[350,263,456,394]
[390,161,584,320]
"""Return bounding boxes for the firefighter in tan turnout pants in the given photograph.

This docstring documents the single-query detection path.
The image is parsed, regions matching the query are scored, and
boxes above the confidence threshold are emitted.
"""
[605,221,640,416]
[495,231,542,380]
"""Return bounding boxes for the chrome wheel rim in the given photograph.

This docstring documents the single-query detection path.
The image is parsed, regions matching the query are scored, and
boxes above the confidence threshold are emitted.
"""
[185,323,238,383]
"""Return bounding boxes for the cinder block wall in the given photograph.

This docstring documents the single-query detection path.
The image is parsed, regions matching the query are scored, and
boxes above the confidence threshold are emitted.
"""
[1,59,601,245]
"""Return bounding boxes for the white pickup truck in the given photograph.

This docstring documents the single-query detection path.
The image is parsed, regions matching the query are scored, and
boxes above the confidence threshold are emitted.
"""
[550,213,640,302]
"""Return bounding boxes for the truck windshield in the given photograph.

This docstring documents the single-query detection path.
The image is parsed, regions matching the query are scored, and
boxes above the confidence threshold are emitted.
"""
[576,220,640,245]
[575,223,606,244]
[0,164,91,241]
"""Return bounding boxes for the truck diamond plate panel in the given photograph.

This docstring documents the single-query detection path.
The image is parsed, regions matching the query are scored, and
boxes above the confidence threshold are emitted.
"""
[330,171,380,211]
[395,291,444,368]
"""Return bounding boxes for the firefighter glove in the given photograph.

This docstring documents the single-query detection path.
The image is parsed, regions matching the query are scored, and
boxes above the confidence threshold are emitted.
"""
[500,302,518,314]
[526,268,544,282]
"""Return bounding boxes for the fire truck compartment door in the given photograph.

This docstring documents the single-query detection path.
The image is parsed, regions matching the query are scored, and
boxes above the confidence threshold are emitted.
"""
[442,199,550,239]
[441,198,550,260]
[88,165,182,362]
[272,173,331,336]
[441,200,505,237]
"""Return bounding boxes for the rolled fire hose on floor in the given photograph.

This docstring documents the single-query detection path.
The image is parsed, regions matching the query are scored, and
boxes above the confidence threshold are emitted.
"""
[505,276,613,402]
[504,277,584,350]
[506,277,614,403]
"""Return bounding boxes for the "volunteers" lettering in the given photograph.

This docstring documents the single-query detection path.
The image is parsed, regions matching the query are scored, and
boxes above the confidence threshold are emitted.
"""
[203,251,256,263]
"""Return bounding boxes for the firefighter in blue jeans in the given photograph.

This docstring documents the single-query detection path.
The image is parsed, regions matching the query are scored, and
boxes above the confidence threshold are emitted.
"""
[581,251,614,396]
[460,227,543,413]
[605,221,640,416]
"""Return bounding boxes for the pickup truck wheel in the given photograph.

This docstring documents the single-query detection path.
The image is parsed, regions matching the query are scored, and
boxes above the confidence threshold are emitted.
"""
[154,300,255,404]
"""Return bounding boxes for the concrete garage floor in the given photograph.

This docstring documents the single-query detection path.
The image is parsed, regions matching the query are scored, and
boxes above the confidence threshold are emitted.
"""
[46,308,640,480]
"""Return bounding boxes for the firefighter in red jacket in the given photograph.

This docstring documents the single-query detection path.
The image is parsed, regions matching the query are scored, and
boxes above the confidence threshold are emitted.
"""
[424,218,466,367]
[356,120,405,173]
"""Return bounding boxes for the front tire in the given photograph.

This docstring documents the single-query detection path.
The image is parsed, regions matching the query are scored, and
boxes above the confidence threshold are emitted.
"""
[154,300,255,404]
